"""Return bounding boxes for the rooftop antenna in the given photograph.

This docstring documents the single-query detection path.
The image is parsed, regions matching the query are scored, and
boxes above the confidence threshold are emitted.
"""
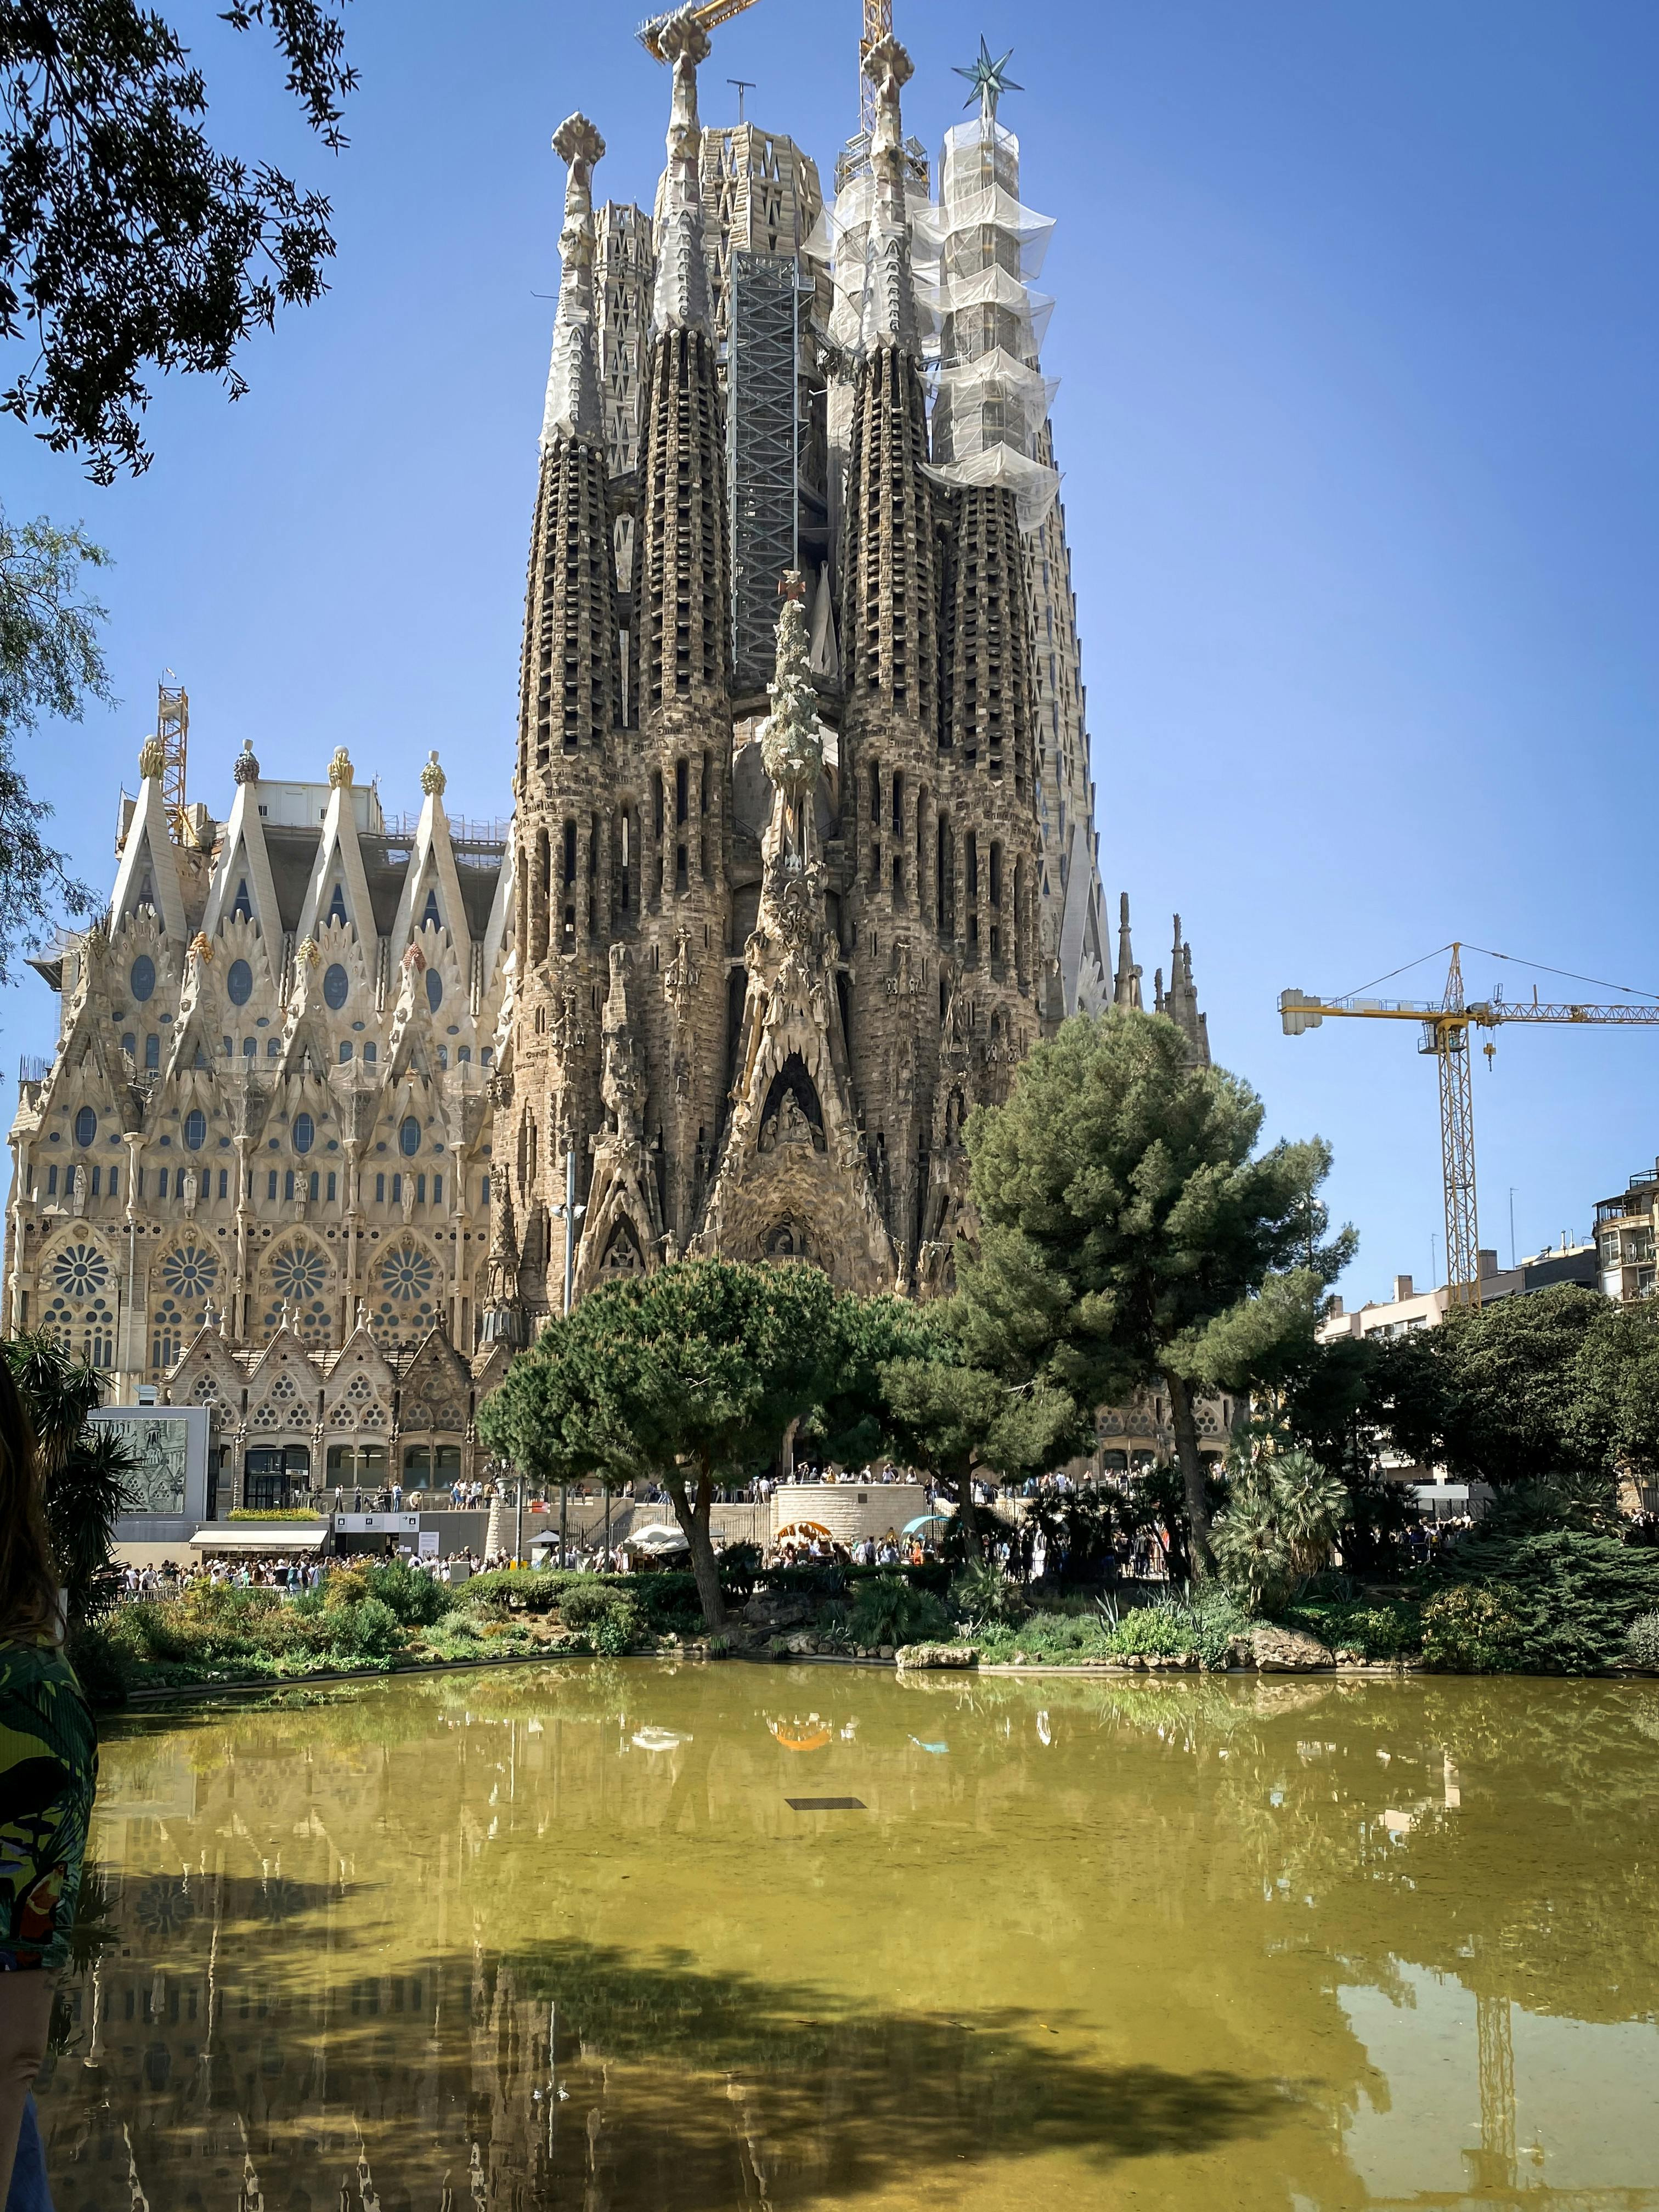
[727,75,755,122]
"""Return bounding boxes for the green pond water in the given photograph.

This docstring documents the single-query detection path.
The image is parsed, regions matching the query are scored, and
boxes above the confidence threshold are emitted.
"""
[35,1664,1659,2211]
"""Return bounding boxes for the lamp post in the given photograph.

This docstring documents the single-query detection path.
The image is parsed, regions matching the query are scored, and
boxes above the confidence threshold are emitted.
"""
[548,1147,586,1566]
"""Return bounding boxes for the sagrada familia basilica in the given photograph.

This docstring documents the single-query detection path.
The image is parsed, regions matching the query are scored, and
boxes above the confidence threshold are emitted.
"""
[3,15,1209,1506]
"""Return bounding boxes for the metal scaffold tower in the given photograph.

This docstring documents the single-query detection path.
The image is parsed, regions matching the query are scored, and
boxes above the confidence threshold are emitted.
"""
[726,249,800,695]
[156,674,189,841]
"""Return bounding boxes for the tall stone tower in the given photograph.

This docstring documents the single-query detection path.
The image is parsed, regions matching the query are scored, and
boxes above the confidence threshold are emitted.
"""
[505,112,617,1317]
[919,50,1110,1019]
[497,16,1203,1322]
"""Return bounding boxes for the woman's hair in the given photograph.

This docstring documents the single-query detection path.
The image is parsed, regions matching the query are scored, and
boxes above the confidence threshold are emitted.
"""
[0,1356,63,1644]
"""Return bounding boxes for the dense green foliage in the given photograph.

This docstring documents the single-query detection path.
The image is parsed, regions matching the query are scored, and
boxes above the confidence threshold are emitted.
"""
[0,0,355,478]
[844,1574,950,1649]
[951,1010,1350,1570]
[1280,1596,1422,1660]
[1624,1611,1659,1669]
[4,1329,134,1624]
[1210,1444,1348,1615]
[0,507,109,977]
[478,1258,842,1630]
[1286,1286,1659,1502]
[1420,1532,1659,1674]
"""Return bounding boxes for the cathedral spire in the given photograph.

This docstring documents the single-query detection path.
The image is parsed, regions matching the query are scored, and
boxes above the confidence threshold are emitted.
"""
[652,8,713,335]
[635,4,729,714]
[541,114,605,449]
[1161,912,1211,1066]
[1113,891,1143,1011]
[860,35,917,356]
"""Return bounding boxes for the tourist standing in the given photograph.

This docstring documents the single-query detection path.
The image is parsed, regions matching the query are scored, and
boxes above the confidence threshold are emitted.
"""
[0,1358,100,2206]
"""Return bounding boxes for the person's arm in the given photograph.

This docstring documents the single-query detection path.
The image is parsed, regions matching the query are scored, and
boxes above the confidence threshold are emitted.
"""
[0,1971,53,2196]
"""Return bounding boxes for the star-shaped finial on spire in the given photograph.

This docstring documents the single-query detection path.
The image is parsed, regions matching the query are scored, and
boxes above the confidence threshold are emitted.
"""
[952,34,1022,124]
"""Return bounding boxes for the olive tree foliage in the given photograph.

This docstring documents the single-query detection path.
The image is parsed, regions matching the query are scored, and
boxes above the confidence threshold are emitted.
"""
[0,0,356,481]
[952,1011,1353,1575]
[477,1258,842,1634]
[804,1295,1082,1557]
[0,506,111,981]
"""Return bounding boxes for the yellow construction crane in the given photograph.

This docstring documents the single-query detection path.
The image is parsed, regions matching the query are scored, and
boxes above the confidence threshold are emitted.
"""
[637,0,893,133]
[1280,945,1659,1310]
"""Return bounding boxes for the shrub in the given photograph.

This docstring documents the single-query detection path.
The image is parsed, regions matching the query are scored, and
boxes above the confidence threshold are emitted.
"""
[458,1568,562,1615]
[1211,1449,1348,1616]
[65,1623,128,1707]
[1103,1606,1190,1660]
[557,1581,644,1654]
[462,1568,703,1634]
[718,1542,762,1603]
[1421,1587,1526,1673]
[847,1575,950,1649]
[316,1596,405,1662]
[1623,1612,1659,1670]
[951,1558,1029,1627]
[1448,1531,1659,1673]
[1283,1599,1423,1660]
[360,1560,450,1628]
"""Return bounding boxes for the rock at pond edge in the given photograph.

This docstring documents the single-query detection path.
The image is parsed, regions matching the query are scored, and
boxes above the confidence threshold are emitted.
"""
[1246,1623,1336,1673]
[896,1644,978,1670]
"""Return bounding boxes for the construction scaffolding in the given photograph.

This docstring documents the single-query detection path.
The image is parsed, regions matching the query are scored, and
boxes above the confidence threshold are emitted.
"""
[156,676,189,842]
[726,249,800,695]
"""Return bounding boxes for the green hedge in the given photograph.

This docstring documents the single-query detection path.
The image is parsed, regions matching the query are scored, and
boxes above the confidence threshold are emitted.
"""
[1282,1598,1423,1660]
[460,1569,705,1634]
[1421,1532,1659,1674]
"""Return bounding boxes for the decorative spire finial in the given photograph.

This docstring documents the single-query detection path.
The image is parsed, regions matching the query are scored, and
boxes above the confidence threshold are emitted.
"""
[328,746,353,789]
[421,750,447,799]
[652,9,713,335]
[1113,890,1143,1012]
[138,734,165,781]
[543,113,606,448]
[860,36,917,354]
[953,35,1022,125]
[233,739,261,785]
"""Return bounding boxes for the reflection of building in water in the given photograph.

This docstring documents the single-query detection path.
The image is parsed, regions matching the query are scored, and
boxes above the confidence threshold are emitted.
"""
[37,1672,1659,2209]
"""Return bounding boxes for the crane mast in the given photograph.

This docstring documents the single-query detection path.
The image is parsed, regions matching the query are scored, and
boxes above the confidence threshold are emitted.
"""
[1280,946,1659,1309]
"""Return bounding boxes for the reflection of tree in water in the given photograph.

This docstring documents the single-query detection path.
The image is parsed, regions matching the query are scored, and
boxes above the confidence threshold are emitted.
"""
[40,1669,1657,2210]
[39,1766,1286,2211]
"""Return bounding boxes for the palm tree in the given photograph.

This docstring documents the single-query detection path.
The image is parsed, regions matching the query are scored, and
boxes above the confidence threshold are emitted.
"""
[4,1333,134,1627]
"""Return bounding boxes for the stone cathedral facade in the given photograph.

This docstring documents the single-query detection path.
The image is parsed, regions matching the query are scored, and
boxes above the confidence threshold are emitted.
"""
[3,19,1207,1504]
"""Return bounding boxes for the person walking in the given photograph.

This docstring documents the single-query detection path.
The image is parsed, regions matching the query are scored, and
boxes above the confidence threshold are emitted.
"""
[0,1358,100,2208]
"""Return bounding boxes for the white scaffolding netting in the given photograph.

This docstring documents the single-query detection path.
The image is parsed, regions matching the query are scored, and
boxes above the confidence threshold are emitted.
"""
[815,114,1063,530]
[920,115,1059,531]
[922,443,1062,533]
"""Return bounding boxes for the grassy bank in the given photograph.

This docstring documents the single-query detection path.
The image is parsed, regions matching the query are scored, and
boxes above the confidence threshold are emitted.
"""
[70,1533,1659,1706]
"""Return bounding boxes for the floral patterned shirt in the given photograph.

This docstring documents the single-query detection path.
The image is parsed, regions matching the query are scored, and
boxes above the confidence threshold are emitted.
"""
[0,1644,97,1973]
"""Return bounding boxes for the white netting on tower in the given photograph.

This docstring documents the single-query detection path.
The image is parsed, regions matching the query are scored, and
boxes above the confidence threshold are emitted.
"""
[915,114,1061,531]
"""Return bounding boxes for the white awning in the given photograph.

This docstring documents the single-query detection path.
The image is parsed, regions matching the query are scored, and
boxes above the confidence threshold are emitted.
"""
[189,1525,329,1552]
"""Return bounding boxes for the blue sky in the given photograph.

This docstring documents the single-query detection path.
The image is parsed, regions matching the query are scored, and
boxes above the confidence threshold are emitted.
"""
[5,0,1657,1303]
